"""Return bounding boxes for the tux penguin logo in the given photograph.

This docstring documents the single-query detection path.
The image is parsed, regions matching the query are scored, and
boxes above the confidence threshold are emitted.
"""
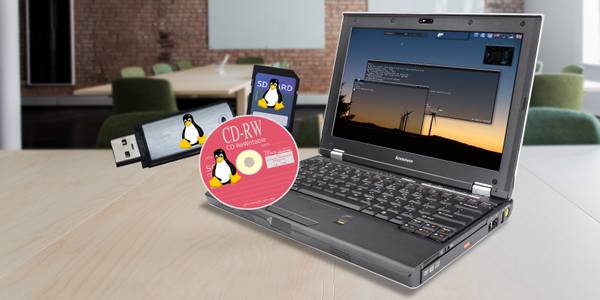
[179,114,206,149]
[257,79,284,111]
[209,149,242,188]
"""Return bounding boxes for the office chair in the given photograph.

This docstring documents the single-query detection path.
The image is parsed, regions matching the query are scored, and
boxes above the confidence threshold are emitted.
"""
[562,64,584,74]
[523,107,600,145]
[176,60,194,70]
[111,78,177,114]
[530,73,584,110]
[235,56,265,65]
[152,63,174,75]
[120,66,146,78]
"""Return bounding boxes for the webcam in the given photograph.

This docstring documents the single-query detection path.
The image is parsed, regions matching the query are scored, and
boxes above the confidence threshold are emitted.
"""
[418,18,434,24]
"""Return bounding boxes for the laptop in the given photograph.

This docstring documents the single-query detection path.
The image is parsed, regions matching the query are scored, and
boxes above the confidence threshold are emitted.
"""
[207,13,542,288]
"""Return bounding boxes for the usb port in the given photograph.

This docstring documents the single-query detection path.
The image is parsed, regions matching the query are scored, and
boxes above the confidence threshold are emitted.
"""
[488,216,499,231]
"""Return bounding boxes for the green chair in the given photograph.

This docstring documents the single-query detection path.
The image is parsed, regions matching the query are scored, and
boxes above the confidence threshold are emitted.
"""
[523,107,600,145]
[535,61,544,73]
[294,115,322,148]
[562,64,584,74]
[96,111,174,148]
[235,56,265,65]
[120,66,146,78]
[176,60,194,70]
[111,78,178,114]
[152,63,174,75]
[530,73,584,110]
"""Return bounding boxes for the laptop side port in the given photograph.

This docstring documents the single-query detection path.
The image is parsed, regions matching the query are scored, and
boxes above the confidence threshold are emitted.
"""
[488,215,499,232]
[501,206,511,223]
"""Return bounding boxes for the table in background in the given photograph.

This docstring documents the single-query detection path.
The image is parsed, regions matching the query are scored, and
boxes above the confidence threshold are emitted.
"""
[585,80,600,93]
[74,64,252,114]
[0,147,599,299]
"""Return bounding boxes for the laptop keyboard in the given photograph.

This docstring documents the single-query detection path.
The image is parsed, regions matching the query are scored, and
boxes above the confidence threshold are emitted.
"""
[291,156,498,243]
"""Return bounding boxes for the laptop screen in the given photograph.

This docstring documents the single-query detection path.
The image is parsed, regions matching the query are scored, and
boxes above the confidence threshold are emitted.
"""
[332,28,523,170]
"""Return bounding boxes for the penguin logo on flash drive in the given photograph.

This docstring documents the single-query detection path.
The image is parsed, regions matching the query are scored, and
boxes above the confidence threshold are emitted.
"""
[179,113,205,149]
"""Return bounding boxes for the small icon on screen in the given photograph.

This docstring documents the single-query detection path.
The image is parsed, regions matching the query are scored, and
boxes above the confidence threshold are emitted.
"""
[437,32,445,38]
[474,32,480,38]
[516,34,523,39]
[487,33,494,38]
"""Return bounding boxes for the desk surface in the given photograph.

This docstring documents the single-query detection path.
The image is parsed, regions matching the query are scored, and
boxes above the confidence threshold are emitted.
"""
[74,64,252,97]
[0,148,599,299]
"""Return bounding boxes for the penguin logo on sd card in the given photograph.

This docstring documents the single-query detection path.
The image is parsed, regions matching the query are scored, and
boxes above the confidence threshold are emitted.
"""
[257,79,285,111]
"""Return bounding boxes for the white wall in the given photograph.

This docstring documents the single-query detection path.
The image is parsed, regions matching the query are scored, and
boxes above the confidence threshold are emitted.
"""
[0,0,22,149]
[524,0,583,73]
[368,0,484,13]
[208,0,325,49]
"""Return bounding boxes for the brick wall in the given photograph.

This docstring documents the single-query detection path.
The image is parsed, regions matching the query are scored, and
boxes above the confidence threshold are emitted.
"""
[20,0,523,96]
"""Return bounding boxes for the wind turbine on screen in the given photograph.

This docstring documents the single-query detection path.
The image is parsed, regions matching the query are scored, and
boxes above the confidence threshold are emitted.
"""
[399,110,413,132]
[426,104,443,136]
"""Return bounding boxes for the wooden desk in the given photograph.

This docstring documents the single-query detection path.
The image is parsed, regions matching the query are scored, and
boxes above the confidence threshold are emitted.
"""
[73,64,253,114]
[1,148,599,299]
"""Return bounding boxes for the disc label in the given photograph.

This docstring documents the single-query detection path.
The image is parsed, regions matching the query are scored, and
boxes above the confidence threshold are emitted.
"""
[199,115,299,209]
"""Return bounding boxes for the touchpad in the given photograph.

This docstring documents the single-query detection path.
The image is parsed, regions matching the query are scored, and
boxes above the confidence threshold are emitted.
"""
[268,196,339,226]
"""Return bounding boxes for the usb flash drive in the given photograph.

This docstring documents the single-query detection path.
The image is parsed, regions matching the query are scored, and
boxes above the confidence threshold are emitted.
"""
[110,102,234,168]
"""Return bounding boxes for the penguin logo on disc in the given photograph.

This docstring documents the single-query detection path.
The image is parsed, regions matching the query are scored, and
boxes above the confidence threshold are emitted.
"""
[180,113,205,149]
[257,79,284,111]
[209,149,242,188]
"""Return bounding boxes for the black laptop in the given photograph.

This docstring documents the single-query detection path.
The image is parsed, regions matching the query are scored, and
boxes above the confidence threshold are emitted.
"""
[208,13,542,288]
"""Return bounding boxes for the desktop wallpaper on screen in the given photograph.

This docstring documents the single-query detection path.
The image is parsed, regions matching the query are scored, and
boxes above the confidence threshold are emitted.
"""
[333,28,523,170]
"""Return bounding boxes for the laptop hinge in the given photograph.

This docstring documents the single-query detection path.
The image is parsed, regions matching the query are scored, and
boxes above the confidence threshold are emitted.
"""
[330,149,344,161]
[472,182,492,197]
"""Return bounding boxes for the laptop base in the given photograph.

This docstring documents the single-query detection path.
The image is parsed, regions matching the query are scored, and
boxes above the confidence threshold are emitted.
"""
[206,185,511,288]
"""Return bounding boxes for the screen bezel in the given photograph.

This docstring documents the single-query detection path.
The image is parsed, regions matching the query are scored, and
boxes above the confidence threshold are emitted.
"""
[247,65,300,131]
[319,13,542,199]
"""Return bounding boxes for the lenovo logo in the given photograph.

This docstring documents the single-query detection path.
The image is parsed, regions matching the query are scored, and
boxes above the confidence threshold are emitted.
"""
[395,155,413,163]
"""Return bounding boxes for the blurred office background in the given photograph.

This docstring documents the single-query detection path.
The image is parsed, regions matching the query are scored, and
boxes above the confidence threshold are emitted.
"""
[1,0,600,150]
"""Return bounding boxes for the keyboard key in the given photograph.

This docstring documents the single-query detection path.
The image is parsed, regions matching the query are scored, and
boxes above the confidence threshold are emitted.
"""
[419,207,437,215]
[415,227,434,237]
[457,202,487,214]
[400,223,419,232]
[375,211,391,220]
[409,219,425,227]
[455,208,479,219]
[430,231,449,242]
[389,215,409,225]
[422,222,439,232]
[438,227,455,235]
[433,212,470,226]
[361,207,377,215]
[420,214,458,230]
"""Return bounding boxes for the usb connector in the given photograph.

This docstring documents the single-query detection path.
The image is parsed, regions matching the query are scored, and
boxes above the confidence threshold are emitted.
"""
[110,134,142,166]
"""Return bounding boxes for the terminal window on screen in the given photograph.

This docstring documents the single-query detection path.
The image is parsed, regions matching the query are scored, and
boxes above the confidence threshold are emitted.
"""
[333,28,522,170]
[363,61,500,124]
